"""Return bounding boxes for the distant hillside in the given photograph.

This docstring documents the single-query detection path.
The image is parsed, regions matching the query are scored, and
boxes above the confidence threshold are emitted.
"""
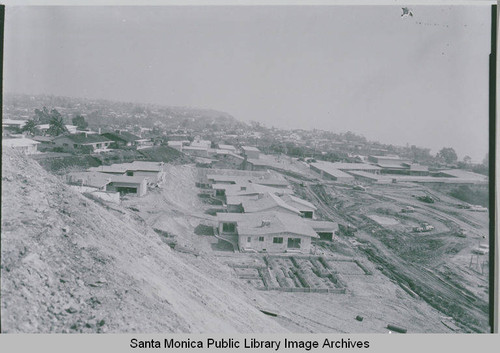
[1,148,286,333]
[3,93,247,131]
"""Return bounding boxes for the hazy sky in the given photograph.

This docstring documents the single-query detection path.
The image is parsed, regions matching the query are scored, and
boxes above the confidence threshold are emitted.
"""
[4,5,491,161]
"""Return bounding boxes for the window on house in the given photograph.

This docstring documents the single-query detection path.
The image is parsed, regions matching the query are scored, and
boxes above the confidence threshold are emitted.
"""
[259,237,264,242]
[126,171,133,176]
[287,238,301,249]
[247,237,251,243]
[273,237,283,244]
[222,223,235,232]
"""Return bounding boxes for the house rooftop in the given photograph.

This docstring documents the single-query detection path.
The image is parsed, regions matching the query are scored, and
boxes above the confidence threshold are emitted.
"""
[32,136,55,143]
[328,162,381,171]
[409,164,429,172]
[241,146,260,152]
[88,165,128,174]
[218,144,236,150]
[250,178,289,187]
[89,161,164,174]
[347,170,392,181]
[101,131,141,143]
[437,169,488,181]
[246,158,269,166]
[54,133,112,144]
[280,194,317,210]
[304,219,337,231]
[217,212,319,238]
[127,161,164,172]
[376,162,408,169]
[107,174,149,184]
[2,138,40,147]
[2,119,27,127]
[67,172,111,189]
[241,192,301,215]
[310,162,355,179]
[369,155,404,160]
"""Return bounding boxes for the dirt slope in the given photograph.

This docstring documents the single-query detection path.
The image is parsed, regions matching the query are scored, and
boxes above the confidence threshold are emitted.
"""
[1,148,286,333]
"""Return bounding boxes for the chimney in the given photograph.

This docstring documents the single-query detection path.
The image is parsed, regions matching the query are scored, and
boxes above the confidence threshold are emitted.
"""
[98,128,102,134]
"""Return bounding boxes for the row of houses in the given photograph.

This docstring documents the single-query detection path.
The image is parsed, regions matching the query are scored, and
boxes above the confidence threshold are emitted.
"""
[202,170,336,254]
[309,158,486,186]
[169,140,261,161]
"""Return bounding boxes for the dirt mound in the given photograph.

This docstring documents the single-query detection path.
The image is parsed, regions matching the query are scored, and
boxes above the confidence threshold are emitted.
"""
[1,148,285,333]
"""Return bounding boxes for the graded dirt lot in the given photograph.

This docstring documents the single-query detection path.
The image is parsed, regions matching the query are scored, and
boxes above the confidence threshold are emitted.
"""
[121,164,489,333]
[298,179,489,332]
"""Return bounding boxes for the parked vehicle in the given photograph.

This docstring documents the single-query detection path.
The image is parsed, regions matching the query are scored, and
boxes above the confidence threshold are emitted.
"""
[417,195,434,204]
[401,206,415,213]
[412,222,434,233]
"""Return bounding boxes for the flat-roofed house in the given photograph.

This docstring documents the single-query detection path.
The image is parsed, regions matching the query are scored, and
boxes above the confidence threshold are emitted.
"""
[241,146,260,159]
[304,220,337,241]
[328,162,381,175]
[368,155,412,175]
[125,161,165,185]
[101,131,143,148]
[190,139,212,149]
[106,174,148,197]
[2,138,40,155]
[37,124,79,135]
[88,164,128,175]
[52,133,113,153]
[216,212,319,253]
[280,194,317,219]
[245,158,269,171]
[182,146,209,157]
[2,119,27,131]
[433,169,488,181]
[89,161,165,185]
[217,144,236,152]
[167,140,184,151]
[250,177,289,189]
[67,171,111,191]
[310,162,355,182]
[66,171,145,200]
[407,163,429,176]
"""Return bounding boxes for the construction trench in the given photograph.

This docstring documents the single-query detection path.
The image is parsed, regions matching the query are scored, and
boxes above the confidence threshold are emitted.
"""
[228,255,371,294]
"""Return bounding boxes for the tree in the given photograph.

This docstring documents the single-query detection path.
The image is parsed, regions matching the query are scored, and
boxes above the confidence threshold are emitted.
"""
[33,106,51,124]
[22,119,38,136]
[72,115,88,130]
[463,155,472,165]
[47,115,68,136]
[437,147,458,165]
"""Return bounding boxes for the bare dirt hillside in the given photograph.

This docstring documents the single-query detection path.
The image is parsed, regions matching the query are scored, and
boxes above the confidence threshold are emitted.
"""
[1,148,287,333]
